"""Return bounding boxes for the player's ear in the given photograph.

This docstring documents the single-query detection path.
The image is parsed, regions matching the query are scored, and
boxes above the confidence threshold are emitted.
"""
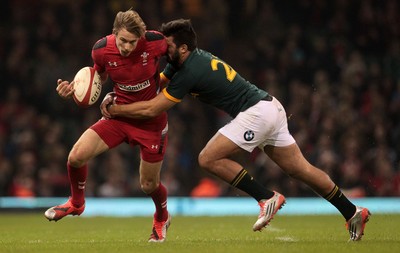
[180,44,188,53]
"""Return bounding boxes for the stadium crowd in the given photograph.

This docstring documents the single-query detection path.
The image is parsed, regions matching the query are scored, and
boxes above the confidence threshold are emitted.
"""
[1,0,399,198]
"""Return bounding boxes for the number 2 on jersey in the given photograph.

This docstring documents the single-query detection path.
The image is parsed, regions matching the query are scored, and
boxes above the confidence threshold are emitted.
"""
[210,58,237,82]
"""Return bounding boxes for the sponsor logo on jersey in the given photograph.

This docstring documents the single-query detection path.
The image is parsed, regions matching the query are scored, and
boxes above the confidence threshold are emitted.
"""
[108,61,118,67]
[117,79,150,92]
[244,130,255,141]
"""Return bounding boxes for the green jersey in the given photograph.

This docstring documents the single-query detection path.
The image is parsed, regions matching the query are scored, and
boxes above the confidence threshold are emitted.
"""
[163,49,268,117]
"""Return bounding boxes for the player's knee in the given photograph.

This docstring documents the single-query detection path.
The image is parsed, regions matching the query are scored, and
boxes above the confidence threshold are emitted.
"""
[68,149,87,168]
[282,162,309,179]
[141,180,158,194]
[284,163,320,181]
[198,151,212,171]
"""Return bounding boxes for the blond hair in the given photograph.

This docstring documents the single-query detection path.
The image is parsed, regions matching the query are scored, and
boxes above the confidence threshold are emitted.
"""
[112,9,146,37]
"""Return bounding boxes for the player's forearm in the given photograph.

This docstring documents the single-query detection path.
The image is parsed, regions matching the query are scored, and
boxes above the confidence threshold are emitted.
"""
[109,103,159,119]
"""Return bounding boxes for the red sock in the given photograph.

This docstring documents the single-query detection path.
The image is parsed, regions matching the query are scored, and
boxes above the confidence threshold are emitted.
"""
[149,183,168,221]
[67,162,87,207]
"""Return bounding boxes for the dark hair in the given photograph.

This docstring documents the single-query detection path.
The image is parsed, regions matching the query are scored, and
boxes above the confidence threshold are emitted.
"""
[159,19,197,51]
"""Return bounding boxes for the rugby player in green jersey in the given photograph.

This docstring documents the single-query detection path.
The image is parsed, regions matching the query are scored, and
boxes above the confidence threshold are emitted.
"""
[101,19,370,241]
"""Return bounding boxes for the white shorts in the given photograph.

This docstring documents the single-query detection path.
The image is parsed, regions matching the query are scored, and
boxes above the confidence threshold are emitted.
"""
[218,96,295,152]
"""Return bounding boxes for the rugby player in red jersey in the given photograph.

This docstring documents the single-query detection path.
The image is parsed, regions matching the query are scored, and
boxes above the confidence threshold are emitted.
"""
[44,9,171,243]
[101,19,370,241]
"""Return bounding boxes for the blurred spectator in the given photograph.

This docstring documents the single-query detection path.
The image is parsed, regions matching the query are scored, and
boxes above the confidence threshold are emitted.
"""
[190,178,222,197]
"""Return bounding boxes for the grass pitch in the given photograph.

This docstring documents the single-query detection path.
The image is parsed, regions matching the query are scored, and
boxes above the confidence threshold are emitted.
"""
[0,213,399,253]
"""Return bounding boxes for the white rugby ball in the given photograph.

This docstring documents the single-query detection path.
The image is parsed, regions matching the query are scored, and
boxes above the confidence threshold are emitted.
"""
[72,66,102,108]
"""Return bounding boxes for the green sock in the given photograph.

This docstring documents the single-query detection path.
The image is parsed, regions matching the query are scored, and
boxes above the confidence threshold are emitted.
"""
[324,185,356,220]
[230,168,274,201]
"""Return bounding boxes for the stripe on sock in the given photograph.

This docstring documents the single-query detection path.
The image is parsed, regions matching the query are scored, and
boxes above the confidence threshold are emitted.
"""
[231,169,248,187]
[324,185,339,201]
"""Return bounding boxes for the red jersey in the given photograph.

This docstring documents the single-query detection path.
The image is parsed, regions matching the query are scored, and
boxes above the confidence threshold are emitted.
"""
[91,30,167,126]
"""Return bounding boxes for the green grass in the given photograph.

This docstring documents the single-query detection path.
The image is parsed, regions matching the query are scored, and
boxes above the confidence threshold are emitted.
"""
[0,213,399,253]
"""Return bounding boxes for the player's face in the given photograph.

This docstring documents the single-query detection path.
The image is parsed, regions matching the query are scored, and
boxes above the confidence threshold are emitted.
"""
[165,36,181,67]
[115,28,140,57]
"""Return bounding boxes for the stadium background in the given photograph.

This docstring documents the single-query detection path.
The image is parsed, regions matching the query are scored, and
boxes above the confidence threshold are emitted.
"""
[0,0,399,202]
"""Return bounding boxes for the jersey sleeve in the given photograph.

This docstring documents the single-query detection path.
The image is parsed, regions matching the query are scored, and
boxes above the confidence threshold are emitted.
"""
[91,37,107,73]
[164,64,195,101]
[145,31,168,57]
[162,64,176,80]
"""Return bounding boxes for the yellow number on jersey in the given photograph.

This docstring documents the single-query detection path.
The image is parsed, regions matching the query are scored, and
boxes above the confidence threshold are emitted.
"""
[211,58,237,82]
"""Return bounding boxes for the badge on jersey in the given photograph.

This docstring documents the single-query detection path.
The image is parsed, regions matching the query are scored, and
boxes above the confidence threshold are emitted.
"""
[244,130,255,141]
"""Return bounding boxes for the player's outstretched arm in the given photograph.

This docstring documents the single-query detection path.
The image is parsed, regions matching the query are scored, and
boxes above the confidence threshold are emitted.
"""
[107,92,176,119]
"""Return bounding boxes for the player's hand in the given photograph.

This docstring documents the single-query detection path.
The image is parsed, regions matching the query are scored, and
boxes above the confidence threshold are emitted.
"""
[56,79,74,99]
[100,92,116,119]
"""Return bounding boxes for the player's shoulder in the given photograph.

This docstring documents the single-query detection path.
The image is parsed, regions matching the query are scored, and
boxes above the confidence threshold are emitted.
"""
[188,49,213,66]
[92,34,114,50]
[93,37,107,51]
[144,30,165,42]
[196,49,213,59]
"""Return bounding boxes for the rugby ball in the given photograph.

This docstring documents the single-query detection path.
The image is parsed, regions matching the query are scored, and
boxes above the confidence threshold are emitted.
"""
[72,66,102,108]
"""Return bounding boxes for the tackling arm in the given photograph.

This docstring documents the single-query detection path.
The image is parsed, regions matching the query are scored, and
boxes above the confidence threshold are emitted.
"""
[108,90,176,119]
[159,72,169,88]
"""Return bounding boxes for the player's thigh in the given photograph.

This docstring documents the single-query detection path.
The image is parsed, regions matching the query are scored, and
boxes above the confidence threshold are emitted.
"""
[199,132,242,163]
[69,128,109,162]
[133,122,168,165]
